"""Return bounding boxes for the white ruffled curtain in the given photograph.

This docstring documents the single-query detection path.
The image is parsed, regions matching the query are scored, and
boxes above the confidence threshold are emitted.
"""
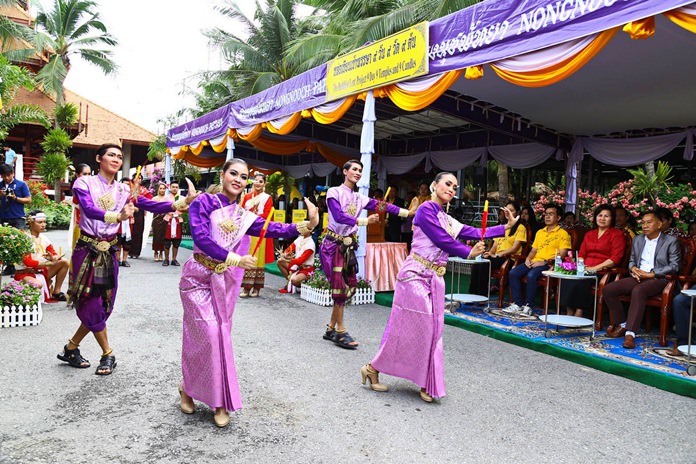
[284,162,337,179]
[492,32,600,73]
[356,90,377,277]
[570,130,695,166]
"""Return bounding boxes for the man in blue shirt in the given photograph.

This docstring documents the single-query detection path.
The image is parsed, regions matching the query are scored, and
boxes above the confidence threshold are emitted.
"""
[3,146,16,170]
[0,163,32,274]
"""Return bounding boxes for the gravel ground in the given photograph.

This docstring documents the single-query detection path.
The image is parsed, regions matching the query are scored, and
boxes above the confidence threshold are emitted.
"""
[0,230,693,464]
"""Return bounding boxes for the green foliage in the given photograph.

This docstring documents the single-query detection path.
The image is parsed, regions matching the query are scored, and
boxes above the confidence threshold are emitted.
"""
[304,269,330,289]
[37,152,70,185]
[0,225,33,268]
[40,127,73,154]
[43,201,72,230]
[266,171,287,198]
[34,0,119,104]
[0,56,51,139]
[54,102,79,128]
[627,161,673,204]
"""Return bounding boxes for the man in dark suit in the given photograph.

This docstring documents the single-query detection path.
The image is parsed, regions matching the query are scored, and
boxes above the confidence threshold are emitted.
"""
[603,211,681,349]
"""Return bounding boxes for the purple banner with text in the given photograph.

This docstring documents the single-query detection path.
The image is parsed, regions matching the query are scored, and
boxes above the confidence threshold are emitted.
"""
[167,104,229,148]
[228,65,327,128]
[428,0,694,74]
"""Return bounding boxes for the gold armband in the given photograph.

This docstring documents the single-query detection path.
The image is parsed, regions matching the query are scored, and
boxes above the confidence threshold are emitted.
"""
[225,252,241,268]
[104,211,119,224]
[357,217,369,227]
[173,198,188,211]
[398,208,409,218]
[296,221,313,235]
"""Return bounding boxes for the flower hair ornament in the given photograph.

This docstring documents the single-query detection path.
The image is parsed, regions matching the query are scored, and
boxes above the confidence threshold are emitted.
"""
[430,182,437,201]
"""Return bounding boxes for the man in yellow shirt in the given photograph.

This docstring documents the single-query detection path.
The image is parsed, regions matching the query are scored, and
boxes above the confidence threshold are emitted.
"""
[504,204,571,316]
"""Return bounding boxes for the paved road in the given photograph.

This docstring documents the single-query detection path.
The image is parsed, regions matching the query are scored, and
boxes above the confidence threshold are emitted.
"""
[0,230,693,463]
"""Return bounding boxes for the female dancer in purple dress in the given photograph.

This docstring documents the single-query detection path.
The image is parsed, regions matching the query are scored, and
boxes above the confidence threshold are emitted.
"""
[177,158,318,427]
[57,143,194,376]
[361,172,518,402]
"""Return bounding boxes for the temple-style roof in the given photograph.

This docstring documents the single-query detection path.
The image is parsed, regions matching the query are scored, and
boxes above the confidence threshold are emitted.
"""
[10,86,155,147]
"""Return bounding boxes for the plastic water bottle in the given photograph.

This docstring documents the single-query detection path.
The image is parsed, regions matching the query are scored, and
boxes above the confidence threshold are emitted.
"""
[554,250,561,272]
[577,257,585,276]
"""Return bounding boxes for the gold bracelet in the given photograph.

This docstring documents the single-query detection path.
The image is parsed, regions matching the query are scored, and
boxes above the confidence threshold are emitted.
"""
[173,198,188,211]
[104,211,119,223]
[398,208,409,218]
[357,217,369,226]
[296,221,313,235]
[225,252,241,268]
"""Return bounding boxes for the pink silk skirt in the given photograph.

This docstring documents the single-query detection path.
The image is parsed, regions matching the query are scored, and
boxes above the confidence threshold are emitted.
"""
[179,258,244,411]
[370,256,446,398]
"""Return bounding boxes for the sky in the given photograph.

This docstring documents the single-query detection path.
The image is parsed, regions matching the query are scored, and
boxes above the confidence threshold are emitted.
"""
[31,0,302,135]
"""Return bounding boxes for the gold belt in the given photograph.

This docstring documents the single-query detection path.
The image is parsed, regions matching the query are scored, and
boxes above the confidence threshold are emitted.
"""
[412,253,447,277]
[194,253,228,274]
[79,233,118,252]
[326,230,356,246]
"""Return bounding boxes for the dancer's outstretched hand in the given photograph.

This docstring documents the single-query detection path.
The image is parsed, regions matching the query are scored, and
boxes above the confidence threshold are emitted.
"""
[304,196,319,230]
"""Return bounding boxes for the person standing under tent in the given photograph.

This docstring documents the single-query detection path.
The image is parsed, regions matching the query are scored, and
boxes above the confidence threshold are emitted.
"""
[176,158,318,427]
[57,143,195,376]
[240,172,274,297]
[361,172,516,402]
[320,160,411,349]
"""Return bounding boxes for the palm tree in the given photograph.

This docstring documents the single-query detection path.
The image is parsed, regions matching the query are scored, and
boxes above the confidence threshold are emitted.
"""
[287,0,481,72]
[0,55,51,141]
[33,0,118,106]
[196,0,322,112]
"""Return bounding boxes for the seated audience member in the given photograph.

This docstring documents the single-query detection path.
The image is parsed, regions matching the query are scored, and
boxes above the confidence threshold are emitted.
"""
[668,269,696,356]
[603,211,681,349]
[559,205,625,318]
[504,204,571,316]
[654,207,678,234]
[615,206,637,238]
[562,211,577,228]
[689,221,696,242]
[469,201,526,296]
[15,210,70,302]
[277,227,316,293]
[520,205,541,235]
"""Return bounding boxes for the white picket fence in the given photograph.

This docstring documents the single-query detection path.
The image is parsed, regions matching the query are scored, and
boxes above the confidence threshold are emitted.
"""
[300,287,375,306]
[0,303,43,328]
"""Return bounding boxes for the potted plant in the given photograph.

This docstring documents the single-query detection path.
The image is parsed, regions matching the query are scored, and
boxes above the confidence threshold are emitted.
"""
[0,279,43,328]
[0,225,34,286]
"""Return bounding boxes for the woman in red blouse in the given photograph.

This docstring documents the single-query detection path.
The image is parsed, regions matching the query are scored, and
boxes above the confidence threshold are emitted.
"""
[560,204,626,317]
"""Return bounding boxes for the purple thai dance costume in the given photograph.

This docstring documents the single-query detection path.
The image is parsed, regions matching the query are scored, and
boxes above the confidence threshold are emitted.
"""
[179,193,306,412]
[69,174,174,332]
[370,201,505,399]
[321,184,405,303]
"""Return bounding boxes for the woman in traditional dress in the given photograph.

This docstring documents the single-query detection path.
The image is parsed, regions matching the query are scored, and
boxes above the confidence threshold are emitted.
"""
[57,143,193,376]
[361,172,518,402]
[177,158,318,428]
[560,204,625,318]
[408,182,430,214]
[321,160,410,349]
[239,172,274,297]
[151,183,169,262]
